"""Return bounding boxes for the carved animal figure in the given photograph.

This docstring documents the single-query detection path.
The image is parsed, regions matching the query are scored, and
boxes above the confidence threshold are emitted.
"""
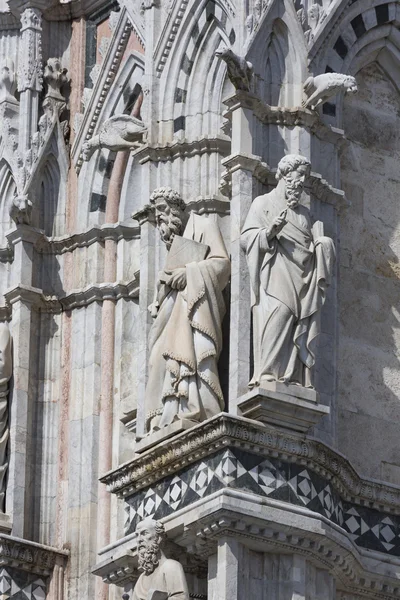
[303,73,357,110]
[215,46,253,92]
[82,114,147,161]
[10,195,32,225]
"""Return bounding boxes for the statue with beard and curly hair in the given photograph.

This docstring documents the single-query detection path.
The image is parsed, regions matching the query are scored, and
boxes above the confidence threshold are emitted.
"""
[143,187,230,434]
[241,154,335,388]
[133,517,189,600]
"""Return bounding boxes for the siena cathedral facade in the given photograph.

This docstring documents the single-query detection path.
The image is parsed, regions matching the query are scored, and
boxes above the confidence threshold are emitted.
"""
[0,0,397,599]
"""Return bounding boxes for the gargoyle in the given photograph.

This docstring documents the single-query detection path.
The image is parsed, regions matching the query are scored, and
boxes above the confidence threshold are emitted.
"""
[82,114,147,161]
[215,46,253,92]
[303,73,358,110]
[10,195,33,225]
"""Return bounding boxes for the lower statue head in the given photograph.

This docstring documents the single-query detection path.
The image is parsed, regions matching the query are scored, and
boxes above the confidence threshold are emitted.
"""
[136,517,166,575]
[150,187,186,249]
[276,154,311,208]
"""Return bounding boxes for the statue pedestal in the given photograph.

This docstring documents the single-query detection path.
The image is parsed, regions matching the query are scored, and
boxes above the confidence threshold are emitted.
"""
[236,382,329,433]
[135,419,195,454]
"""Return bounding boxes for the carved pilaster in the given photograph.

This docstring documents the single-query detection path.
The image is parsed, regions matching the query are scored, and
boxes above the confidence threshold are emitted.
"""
[17,7,42,94]
[17,7,43,156]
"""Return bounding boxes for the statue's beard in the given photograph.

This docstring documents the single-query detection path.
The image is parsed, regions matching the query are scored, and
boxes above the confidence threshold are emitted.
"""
[284,178,304,208]
[158,215,182,249]
[138,541,160,575]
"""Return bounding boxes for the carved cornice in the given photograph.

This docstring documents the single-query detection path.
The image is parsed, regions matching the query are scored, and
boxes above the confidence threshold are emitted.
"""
[155,0,190,77]
[223,91,346,147]
[101,413,400,516]
[0,533,67,575]
[35,223,140,254]
[5,222,139,256]
[187,501,400,600]
[60,277,139,310]
[134,136,231,165]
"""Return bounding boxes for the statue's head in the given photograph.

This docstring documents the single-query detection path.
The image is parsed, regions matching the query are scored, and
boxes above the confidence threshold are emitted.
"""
[276,154,311,207]
[343,75,358,95]
[308,4,321,26]
[150,187,186,249]
[136,517,165,575]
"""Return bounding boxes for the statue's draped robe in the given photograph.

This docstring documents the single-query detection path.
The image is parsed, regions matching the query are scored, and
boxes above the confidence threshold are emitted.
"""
[145,213,230,431]
[133,558,189,600]
[241,191,335,387]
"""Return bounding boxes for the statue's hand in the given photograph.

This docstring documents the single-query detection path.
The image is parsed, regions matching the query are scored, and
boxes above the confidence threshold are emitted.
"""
[164,267,187,290]
[148,301,159,318]
[267,210,287,240]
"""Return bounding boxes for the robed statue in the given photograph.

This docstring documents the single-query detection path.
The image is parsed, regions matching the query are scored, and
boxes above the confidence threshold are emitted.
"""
[144,188,230,433]
[241,154,335,388]
[133,517,189,600]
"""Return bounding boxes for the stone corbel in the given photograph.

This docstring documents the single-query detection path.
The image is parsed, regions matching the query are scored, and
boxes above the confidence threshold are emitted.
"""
[132,204,155,226]
[220,152,271,196]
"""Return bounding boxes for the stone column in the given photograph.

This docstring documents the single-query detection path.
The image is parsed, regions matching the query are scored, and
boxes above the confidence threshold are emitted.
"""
[134,211,156,440]
[223,96,261,405]
[5,226,42,537]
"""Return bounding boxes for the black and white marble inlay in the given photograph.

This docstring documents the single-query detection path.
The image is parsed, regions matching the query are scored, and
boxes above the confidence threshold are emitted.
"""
[0,567,46,600]
[125,447,400,556]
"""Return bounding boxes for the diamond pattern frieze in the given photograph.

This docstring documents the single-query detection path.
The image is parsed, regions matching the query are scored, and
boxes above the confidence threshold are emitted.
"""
[124,447,400,557]
[0,569,47,600]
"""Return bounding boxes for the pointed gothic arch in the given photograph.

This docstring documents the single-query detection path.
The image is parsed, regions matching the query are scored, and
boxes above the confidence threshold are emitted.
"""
[309,0,399,123]
[158,0,237,139]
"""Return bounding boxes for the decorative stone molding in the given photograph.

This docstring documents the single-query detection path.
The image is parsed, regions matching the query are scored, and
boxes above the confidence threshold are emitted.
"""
[3,278,140,314]
[101,413,400,517]
[6,222,140,256]
[155,0,190,77]
[0,534,67,575]
[134,136,231,165]
[60,278,140,310]
[223,91,346,146]
[188,501,400,600]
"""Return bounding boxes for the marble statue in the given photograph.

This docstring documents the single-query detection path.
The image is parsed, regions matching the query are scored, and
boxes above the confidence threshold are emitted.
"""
[133,517,189,600]
[82,114,147,161]
[0,323,12,511]
[143,188,230,433]
[215,46,253,92]
[241,154,335,388]
[303,73,358,110]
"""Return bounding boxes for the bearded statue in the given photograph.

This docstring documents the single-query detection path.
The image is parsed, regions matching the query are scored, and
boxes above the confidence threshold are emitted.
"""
[241,154,335,388]
[142,187,230,434]
[133,517,189,600]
